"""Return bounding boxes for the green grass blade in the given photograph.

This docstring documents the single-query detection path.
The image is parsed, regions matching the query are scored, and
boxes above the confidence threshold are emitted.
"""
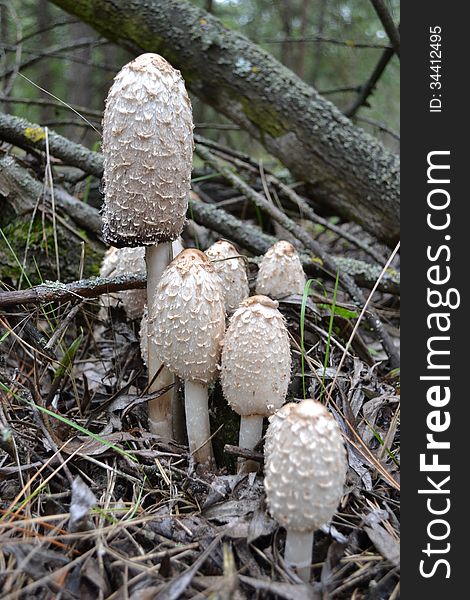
[0,227,33,288]
[0,381,138,463]
[52,332,83,383]
[300,278,315,399]
[321,269,339,400]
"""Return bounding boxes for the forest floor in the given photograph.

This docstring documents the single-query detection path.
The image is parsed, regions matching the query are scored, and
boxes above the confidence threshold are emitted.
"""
[0,215,400,599]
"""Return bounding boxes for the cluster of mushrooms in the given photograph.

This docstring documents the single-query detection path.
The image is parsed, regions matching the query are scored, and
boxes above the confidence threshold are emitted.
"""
[99,53,348,582]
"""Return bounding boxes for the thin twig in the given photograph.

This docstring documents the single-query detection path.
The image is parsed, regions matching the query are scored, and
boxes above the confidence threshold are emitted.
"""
[344,45,395,118]
[354,115,400,141]
[262,34,391,50]
[15,16,78,45]
[0,95,103,119]
[0,37,109,79]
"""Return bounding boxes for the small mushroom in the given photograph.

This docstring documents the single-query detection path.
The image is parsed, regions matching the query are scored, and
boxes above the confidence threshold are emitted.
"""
[101,53,193,438]
[149,249,225,465]
[99,246,146,320]
[220,295,291,471]
[205,240,249,312]
[256,240,306,299]
[264,400,347,582]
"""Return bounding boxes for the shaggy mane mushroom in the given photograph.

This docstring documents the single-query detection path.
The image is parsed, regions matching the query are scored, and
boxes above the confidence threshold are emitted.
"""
[264,400,347,582]
[221,295,291,472]
[256,240,306,299]
[149,249,225,465]
[101,53,193,438]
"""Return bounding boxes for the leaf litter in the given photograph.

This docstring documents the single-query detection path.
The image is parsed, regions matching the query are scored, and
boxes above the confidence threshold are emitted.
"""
[0,262,399,599]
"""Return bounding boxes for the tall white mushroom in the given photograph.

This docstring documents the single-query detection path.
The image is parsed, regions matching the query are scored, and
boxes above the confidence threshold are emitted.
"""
[101,53,193,438]
[264,400,347,582]
[220,295,291,471]
[205,240,250,312]
[256,240,306,299]
[149,249,225,465]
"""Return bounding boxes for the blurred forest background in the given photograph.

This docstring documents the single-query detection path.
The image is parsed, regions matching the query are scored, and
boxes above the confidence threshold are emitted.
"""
[0,0,399,157]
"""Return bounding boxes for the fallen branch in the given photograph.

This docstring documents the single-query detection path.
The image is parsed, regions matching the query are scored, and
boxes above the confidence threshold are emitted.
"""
[0,273,146,308]
[223,444,264,463]
[0,112,103,177]
[0,255,399,311]
[0,155,103,239]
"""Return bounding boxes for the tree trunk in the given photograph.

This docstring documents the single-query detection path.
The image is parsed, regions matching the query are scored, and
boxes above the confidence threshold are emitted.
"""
[297,0,311,79]
[66,20,96,144]
[37,0,55,122]
[48,0,399,246]
[276,0,294,71]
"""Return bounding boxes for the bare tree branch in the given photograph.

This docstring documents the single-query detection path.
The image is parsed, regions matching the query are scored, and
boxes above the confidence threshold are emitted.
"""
[0,273,146,308]
[344,45,395,118]
[0,37,109,79]
[370,0,400,58]
[0,96,102,119]
[262,34,391,50]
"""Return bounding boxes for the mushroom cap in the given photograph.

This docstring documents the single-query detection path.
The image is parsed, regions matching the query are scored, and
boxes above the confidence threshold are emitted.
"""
[149,248,226,384]
[205,240,249,312]
[220,295,291,417]
[99,246,147,320]
[255,240,306,299]
[264,400,347,532]
[102,53,193,247]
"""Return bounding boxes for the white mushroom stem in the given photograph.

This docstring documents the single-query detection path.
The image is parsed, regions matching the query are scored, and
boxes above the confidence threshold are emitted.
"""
[146,243,175,439]
[238,415,264,473]
[184,380,214,465]
[239,415,263,450]
[284,529,314,583]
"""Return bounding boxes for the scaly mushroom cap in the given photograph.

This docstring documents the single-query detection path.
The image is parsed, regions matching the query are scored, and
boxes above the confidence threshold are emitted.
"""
[149,249,225,384]
[205,240,250,312]
[264,400,347,532]
[220,295,291,417]
[99,246,146,320]
[102,53,193,247]
[256,240,306,299]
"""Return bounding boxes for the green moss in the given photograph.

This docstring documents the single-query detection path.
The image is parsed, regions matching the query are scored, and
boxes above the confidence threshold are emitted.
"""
[240,96,287,139]
[0,216,103,286]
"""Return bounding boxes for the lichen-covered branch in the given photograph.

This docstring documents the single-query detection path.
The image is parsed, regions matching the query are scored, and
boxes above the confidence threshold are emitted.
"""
[48,0,399,246]
[0,112,103,178]
[0,274,146,308]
